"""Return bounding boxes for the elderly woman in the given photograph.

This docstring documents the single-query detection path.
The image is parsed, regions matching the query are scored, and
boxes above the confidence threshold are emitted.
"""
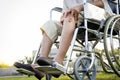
[14,0,114,80]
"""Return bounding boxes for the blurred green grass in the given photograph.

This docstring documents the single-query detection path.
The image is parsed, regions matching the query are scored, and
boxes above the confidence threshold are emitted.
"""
[0,73,120,80]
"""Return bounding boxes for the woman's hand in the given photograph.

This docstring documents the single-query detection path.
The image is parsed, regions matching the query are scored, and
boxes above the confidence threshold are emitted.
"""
[69,9,79,24]
[60,10,71,25]
[60,9,79,25]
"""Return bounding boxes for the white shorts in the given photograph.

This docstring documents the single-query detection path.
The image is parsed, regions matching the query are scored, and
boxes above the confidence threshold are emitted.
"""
[40,14,83,42]
[40,20,62,42]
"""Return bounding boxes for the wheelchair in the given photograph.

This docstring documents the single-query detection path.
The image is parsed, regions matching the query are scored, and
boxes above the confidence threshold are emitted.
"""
[16,0,120,80]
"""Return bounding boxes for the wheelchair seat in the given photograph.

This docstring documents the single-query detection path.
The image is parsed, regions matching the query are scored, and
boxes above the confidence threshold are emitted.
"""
[77,20,118,41]
[77,22,101,41]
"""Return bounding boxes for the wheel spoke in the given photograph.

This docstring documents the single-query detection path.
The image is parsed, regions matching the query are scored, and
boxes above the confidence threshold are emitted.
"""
[74,56,96,80]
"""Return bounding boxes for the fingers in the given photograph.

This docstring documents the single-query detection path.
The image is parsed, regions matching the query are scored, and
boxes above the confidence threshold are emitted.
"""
[60,10,71,25]
[61,9,79,25]
[64,10,71,18]
[70,9,79,21]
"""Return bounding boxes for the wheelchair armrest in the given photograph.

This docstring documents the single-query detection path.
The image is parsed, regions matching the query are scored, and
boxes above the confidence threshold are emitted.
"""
[50,7,62,20]
[51,7,62,13]
[85,3,106,21]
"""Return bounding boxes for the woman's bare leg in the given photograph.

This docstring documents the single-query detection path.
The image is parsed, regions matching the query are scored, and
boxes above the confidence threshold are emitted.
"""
[54,15,76,65]
[39,32,53,57]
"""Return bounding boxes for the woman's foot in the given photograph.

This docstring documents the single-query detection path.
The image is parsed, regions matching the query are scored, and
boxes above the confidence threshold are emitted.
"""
[37,57,63,66]
[14,62,44,80]
[36,57,63,78]
[37,57,54,66]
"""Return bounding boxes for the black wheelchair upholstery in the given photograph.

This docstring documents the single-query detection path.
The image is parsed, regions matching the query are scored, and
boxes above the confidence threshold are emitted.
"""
[108,0,120,14]
[77,20,118,41]
[77,21,102,41]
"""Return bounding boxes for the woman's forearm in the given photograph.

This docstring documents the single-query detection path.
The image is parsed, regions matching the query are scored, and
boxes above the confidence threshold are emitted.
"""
[91,0,104,8]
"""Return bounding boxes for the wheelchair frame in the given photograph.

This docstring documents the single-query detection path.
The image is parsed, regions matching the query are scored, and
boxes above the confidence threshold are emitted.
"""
[16,0,120,80]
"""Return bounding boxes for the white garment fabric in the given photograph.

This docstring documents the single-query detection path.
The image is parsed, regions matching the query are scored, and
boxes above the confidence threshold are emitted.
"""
[62,0,114,15]
[62,0,94,12]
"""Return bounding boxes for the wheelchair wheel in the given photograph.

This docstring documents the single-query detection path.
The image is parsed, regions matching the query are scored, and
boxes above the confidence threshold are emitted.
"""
[104,15,120,77]
[95,52,113,73]
[74,56,96,80]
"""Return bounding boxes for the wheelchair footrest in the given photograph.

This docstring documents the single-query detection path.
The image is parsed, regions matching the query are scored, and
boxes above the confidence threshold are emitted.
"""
[17,68,35,75]
[35,65,64,75]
